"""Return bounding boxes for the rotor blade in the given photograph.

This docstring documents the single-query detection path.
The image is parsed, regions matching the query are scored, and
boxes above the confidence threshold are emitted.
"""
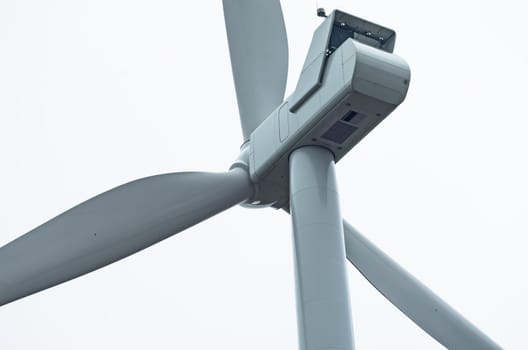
[0,168,253,306]
[222,0,288,141]
[343,220,502,350]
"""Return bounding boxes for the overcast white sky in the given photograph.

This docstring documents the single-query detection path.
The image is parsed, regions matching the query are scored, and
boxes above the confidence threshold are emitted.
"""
[1,1,527,349]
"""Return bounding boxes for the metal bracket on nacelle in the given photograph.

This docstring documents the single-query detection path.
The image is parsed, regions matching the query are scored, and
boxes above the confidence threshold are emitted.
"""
[289,10,396,112]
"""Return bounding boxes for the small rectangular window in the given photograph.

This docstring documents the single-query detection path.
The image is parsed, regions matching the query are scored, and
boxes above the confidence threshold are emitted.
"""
[342,110,359,122]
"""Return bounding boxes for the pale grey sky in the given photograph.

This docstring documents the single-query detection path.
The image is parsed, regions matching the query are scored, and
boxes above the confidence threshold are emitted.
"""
[0,1,527,349]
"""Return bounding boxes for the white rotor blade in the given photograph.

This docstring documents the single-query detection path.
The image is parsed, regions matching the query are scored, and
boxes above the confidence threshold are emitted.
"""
[343,220,501,349]
[222,0,288,141]
[0,168,253,306]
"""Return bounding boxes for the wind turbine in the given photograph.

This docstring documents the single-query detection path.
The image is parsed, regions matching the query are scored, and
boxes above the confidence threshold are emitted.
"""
[3,1,520,348]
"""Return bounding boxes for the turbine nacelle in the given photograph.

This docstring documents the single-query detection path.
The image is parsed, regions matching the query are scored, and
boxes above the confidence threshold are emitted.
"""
[243,10,411,208]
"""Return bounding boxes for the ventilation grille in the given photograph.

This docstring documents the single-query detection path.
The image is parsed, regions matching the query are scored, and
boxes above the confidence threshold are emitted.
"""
[321,121,358,144]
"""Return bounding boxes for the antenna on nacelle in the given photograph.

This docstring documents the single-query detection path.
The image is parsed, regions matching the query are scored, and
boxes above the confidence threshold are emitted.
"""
[315,0,327,17]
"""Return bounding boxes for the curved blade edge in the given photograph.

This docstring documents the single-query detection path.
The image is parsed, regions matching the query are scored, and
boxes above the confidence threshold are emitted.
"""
[0,168,253,306]
[222,0,289,140]
[343,220,502,350]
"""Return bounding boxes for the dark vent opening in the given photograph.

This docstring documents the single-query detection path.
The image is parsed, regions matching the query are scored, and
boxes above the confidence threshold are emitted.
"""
[342,110,359,122]
[321,121,358,144]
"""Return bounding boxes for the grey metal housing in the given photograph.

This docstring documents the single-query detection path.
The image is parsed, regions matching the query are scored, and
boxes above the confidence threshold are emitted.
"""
[248,12,410,207]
